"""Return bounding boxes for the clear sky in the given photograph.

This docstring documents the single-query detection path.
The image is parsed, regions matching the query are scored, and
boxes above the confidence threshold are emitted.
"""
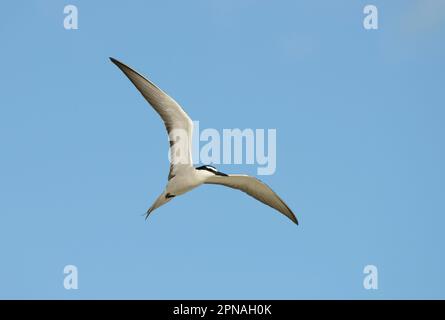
[1,0,444,299]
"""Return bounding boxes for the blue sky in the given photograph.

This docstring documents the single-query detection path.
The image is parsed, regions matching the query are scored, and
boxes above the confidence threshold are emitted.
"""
[1,0,444,299]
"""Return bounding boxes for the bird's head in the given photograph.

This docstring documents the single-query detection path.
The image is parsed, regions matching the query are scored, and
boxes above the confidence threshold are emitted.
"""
[195,165,228,176]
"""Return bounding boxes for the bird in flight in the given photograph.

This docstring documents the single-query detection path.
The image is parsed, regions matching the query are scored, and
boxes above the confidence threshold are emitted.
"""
[110,57,298,224]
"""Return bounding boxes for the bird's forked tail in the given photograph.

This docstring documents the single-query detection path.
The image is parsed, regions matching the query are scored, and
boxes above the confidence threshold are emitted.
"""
[145,191,173,219]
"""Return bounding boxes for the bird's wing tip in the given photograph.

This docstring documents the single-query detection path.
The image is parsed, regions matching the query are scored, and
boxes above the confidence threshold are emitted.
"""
[109,57,120,65]
[288,211,299,225]
[109,57,126,68]
[288,214,298,225]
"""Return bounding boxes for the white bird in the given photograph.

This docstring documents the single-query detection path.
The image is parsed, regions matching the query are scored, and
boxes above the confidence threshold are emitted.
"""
[110,57,298,224]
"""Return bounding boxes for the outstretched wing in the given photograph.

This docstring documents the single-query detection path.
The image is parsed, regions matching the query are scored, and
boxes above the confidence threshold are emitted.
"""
[110,57,193,179]
[205,174,298,224]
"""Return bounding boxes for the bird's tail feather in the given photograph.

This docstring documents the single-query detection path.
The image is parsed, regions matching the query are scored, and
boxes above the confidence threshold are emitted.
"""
[145,191,171,219]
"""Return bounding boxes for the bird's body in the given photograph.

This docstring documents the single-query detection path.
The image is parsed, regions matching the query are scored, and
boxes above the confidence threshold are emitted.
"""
[110,57,298,225]
[149,167,214,214]
[167,166,212,196]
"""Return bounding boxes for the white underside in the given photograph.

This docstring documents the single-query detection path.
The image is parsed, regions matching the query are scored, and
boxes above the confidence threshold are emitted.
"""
[166,166,213,196]
[146,167,214,215]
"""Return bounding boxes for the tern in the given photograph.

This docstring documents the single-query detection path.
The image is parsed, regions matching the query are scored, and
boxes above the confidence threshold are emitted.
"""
[110,57,298,224]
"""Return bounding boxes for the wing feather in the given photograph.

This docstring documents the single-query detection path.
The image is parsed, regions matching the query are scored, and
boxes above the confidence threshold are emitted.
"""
[110,57,193,179]
[205,175,298,224]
